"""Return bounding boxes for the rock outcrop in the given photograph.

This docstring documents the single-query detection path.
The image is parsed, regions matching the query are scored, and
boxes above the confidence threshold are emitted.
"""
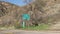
[0,0,60,27]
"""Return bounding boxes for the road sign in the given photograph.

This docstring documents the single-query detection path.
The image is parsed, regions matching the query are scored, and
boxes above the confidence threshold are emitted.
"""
[22,14,30,28]
[22,14,30,20]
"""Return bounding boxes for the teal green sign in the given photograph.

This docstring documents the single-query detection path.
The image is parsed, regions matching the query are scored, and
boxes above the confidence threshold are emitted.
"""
[22,14,30,20]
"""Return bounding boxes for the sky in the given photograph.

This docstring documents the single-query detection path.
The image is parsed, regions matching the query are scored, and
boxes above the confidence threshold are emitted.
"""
[0,0,33,6]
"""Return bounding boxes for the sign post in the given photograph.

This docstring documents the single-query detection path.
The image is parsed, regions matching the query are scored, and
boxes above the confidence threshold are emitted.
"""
[22,14,30,28]
[22,21,25,28]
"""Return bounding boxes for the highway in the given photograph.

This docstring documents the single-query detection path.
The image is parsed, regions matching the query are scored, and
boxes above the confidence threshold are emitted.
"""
[0,30,60,34]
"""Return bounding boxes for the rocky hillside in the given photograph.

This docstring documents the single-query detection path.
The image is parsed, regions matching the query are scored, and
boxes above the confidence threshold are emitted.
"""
[0,1,22,26]
[0,0,60,27]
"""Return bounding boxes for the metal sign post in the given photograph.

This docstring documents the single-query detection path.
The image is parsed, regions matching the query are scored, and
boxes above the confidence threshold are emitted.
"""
[22,21,25,28]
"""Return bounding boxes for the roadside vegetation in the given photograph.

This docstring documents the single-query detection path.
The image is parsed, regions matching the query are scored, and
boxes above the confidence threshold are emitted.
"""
[21,24,50,30]
[0,24,50,31]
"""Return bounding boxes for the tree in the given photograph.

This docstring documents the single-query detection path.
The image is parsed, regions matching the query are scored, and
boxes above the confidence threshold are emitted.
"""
[23,0,34,4]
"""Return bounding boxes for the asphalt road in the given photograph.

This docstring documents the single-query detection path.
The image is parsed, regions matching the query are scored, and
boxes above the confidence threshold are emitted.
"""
[0,30,60,34]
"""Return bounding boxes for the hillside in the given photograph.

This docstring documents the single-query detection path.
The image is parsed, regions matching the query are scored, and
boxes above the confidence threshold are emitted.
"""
[0,0,60,28]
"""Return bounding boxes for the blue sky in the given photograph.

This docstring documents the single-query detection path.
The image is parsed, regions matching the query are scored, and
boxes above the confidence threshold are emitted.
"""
[0,0,32,6]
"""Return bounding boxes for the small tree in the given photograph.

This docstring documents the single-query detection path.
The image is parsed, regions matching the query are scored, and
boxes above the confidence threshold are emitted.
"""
[23,0,33,4]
